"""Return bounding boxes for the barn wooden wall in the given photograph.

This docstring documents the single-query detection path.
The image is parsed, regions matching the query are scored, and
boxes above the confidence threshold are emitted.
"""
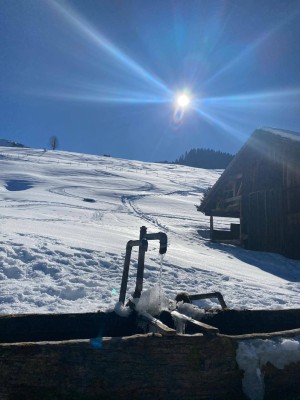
[241,133,300,259]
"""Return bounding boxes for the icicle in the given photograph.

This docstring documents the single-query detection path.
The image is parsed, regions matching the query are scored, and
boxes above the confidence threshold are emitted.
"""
[158,253,165,310]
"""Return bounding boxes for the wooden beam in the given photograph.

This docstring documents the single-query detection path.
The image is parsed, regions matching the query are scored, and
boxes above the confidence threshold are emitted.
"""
[224,195,241,204]
[139,312,177,336]
[171,311,219,335]
[209,210,240,218]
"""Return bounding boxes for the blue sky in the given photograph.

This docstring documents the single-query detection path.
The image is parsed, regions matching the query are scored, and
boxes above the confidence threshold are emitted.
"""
[1,0,300,161]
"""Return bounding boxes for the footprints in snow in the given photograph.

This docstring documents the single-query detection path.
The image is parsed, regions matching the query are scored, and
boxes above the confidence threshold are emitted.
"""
[0,238,124,312]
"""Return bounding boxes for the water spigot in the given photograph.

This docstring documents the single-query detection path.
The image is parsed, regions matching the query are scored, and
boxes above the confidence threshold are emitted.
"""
[119,226,168,303]
[141,238,148,252]
[159,232,168,254]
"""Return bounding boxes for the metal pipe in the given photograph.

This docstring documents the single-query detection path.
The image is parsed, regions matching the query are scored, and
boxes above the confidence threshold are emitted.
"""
[189,292,227,310]
[119,239,141,304]
[119,244,132,304]
[133,226,148,299]
[145,232,168,254]
[119,226,168,304]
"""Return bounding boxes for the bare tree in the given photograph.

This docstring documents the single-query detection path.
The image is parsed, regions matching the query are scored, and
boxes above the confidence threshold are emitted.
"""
[49,136,59,150]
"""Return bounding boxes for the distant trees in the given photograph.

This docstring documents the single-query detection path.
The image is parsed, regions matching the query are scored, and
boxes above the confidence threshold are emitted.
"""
[49,136,59,150]
[0,139,25,148]
[174,148,234,169]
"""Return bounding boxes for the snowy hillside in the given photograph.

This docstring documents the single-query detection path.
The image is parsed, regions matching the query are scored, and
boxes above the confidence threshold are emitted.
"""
[0,147,299,314]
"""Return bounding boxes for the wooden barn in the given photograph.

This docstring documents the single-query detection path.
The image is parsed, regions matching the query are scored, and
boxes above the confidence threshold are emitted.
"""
[198,127,300,259]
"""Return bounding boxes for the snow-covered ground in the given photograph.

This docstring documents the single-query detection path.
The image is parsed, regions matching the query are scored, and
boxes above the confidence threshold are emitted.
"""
[0,147,299,314]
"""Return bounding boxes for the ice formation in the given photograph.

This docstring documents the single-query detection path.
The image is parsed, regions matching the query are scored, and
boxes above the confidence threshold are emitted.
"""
[135,284,169,316]
[177,302,205,319]
[172,314,186,334]
[114,301,132,317]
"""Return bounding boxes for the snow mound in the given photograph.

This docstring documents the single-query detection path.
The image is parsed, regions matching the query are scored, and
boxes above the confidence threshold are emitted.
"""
[236,337,300,400]
[114,301,132,317]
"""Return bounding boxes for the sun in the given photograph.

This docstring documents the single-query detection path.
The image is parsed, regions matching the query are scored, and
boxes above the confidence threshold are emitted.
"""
[172,91,193,126]
[176,93,191,108]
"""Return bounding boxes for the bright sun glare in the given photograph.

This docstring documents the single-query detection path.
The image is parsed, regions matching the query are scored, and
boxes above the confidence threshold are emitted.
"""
[176,93,191,108]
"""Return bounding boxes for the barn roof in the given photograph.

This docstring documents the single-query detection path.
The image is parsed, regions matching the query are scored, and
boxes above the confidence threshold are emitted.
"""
[262,127,300,143]
[198,127,300,215]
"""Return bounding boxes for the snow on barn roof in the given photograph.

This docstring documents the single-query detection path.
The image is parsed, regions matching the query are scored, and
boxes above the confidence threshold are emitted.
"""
[259,127,300,143]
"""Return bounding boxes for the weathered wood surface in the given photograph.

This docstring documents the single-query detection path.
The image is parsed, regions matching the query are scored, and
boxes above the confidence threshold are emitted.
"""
[200,308,300,335]
[0,309,300,399]
[220,327,300,340]
[199,128,300,259]
[0,311,139,343]
[0,308,299,340]
[1,332,300,400]
[171,310,219,334]
[0,333,245,400]
[263,361,300,400]
[139,311,177,336]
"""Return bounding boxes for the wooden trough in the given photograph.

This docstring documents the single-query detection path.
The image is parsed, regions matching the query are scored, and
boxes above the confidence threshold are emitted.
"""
[0,308,300,400]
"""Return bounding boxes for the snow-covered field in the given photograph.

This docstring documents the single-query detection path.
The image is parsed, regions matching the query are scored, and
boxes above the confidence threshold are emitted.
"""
[0,147,299,314]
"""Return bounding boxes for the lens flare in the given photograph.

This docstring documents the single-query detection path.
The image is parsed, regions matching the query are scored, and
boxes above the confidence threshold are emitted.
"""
[203,8,300,88]
[90,337,103,349]
[50,0,171,102]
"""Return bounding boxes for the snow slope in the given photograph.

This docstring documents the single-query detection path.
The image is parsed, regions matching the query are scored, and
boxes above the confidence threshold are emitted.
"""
[0,147,299,314]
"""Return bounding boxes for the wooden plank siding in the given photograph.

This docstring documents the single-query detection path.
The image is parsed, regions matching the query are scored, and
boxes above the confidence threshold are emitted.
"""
[199,128,300,259]
[286,214,300,259]
[244,189,285,253]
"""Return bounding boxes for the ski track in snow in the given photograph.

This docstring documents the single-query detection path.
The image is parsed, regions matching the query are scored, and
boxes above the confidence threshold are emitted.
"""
[121,194,169,232]
[0,148,300,314]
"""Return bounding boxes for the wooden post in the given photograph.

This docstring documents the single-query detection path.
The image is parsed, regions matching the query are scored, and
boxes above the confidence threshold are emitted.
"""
[210,215,214,239]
